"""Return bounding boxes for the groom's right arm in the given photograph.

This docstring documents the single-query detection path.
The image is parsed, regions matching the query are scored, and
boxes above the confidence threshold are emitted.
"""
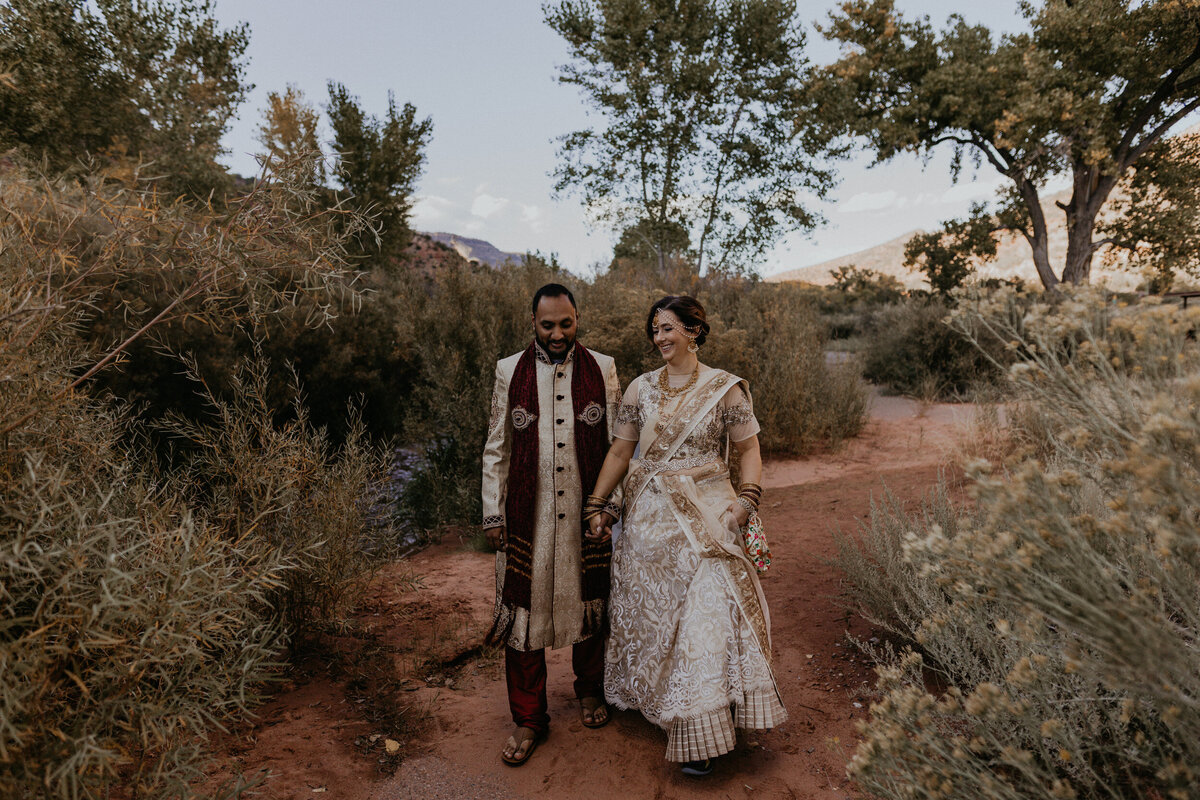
[481,359,511,550]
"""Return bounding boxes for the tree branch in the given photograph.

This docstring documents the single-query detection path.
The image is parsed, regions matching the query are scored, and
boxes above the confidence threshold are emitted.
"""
[1116,31,1200,161]
[929,132,1014,176]
[1127,96,1200,165]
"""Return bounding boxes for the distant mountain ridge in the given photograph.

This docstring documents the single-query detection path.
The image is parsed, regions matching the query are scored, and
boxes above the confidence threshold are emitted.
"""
[424,232,526,269]
[767,186,1140,291]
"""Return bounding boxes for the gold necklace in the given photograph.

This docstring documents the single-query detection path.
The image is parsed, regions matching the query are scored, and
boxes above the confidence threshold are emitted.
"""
[655,364,699,433]
[657,363,699,397]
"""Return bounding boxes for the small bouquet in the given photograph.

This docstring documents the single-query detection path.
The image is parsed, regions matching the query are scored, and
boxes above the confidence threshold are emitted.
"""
[742,512,771,574]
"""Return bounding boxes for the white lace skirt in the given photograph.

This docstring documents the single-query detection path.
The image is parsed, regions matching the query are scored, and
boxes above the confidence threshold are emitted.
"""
[604,470,786,762]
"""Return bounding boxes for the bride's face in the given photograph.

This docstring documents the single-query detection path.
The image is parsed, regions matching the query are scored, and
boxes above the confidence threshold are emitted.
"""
[652,310,691,364]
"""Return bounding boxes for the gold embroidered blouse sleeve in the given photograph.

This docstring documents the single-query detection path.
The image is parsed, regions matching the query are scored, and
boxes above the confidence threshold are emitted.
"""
[481,359,511,529]
[721,382,761,442]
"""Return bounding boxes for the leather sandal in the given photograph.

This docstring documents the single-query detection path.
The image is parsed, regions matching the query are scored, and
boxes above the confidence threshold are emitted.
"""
[500,726,546,766]
[579,696,610,728]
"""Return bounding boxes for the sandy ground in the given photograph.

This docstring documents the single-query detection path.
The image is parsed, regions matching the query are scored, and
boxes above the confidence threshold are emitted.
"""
[207,389,988,800]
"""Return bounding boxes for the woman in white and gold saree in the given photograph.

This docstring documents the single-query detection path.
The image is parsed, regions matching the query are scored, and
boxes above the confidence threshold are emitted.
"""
[585,296,785,777]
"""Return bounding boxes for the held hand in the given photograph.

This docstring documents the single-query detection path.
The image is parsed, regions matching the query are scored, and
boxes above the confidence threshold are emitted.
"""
[585,512,615,544]
[726,501,750,528]
[485,525,506,551]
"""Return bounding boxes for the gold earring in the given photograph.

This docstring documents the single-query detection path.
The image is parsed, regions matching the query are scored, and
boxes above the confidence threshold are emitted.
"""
[687,340,699,353]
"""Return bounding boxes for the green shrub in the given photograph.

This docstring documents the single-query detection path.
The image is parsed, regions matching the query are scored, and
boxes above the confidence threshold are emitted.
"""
[862,297,1003,399]
[835,288,1200,800]
[724,282,868,453]
[159,354,396,645]
[0,164,390,798]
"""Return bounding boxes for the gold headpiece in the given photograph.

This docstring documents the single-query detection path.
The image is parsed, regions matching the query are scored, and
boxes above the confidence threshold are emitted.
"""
[652,307,701,352]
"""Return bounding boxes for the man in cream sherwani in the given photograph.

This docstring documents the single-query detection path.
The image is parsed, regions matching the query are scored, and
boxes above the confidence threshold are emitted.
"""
[482,283,622,766]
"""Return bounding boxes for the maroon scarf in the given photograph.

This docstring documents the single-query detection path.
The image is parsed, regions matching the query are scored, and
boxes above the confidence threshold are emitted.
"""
[486,342,610,645]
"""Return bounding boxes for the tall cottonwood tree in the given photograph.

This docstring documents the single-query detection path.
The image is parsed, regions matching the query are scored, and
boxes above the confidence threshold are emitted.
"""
[818,0,1200,290]
[326,82,433,261]
[545,0,841,276]
[0,0,251,199]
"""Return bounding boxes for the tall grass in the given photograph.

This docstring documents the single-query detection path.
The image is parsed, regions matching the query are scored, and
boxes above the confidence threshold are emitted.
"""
[834,287,1200,800]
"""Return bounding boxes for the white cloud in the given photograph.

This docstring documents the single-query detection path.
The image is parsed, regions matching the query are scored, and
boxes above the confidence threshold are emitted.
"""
[938,175,1007,206]
[471,192,510,219]
[520,203,541,224]
[410,194,458,228]
[839,190,904,213]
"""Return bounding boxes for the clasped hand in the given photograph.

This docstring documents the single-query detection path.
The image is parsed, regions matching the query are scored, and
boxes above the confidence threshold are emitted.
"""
[586,512,615,544]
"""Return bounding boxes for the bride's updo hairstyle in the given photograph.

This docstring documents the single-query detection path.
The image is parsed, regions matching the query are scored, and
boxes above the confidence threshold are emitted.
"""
[645,295,710,347]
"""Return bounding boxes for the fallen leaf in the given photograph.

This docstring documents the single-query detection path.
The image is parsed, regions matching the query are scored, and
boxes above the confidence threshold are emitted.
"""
[385,738,401,755]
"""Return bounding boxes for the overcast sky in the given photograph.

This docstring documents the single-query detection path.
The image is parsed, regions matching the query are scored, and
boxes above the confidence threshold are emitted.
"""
[213,1,1073,276]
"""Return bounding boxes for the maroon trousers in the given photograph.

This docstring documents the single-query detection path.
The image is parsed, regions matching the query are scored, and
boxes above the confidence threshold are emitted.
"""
[505,635,604,734]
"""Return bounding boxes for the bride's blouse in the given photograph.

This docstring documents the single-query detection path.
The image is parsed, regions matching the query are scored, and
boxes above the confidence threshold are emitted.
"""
[614,367,760,468]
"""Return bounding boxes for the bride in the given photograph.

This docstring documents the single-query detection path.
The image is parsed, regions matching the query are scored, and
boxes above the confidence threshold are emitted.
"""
[585,295,785,777]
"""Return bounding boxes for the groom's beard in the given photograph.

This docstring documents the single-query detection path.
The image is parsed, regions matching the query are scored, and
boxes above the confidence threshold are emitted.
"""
[536,331,575,360]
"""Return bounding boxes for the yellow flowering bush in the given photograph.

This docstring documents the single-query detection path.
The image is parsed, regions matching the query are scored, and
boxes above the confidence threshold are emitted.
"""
[837,287,1200,800]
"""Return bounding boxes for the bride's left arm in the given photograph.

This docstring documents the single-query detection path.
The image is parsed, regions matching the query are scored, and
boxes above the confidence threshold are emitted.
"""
[727,435,762,527]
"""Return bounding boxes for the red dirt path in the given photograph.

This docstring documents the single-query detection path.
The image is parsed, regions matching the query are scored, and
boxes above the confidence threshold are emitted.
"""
[207,392,978,800]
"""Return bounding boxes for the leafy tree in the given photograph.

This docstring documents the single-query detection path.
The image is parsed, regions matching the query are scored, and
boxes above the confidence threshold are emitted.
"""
[903,204,999,297]
[545,0,841,276]
[1099,130,1200,291]
[326,81,433,261]
[819,0,1200,290]
[257,84,325,187]
[830,264,905,303]
[0,0,251,199]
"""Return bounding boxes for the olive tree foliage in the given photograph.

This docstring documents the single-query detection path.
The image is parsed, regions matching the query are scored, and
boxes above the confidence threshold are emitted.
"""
[818,0,1200,290]
[544,0,841,276]
[0,0,251,199]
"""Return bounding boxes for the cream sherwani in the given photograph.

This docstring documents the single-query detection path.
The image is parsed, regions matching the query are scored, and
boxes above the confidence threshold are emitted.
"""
[482,342,622,652]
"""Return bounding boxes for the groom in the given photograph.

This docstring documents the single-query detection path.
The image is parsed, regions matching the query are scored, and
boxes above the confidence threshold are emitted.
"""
[482,283,622,766]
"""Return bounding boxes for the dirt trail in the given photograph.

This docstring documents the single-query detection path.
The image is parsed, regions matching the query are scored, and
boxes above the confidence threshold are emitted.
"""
[209,390,982,800]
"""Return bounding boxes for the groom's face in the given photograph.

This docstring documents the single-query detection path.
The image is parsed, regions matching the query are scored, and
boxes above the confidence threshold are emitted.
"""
[533,295,578,358]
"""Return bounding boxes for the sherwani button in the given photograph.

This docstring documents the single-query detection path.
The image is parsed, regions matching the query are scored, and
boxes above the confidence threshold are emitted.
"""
[558,490,564,496]
[556,418,564,424]
[557,394,564,400]
[558,513,565,519]
[557,372,564,378]
[557,442,565,448]
[556,466,563,472]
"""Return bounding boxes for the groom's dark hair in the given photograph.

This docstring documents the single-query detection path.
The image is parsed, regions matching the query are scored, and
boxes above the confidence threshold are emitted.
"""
[531,283,577,314]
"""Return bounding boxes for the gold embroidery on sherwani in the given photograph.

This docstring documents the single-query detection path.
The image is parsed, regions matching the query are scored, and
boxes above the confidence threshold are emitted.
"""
[482,347,623,652]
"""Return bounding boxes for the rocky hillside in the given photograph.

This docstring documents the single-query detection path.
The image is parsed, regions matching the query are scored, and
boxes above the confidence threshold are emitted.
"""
[424,232,525,269]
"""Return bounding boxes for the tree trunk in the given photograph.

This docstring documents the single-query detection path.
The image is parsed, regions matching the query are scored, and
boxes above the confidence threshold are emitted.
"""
[1017,177,1060,291]
[1060,167,1118,285]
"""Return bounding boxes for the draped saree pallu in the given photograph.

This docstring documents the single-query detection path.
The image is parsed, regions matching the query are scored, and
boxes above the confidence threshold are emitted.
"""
[486,342,611,646]
[604,368,786,763]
